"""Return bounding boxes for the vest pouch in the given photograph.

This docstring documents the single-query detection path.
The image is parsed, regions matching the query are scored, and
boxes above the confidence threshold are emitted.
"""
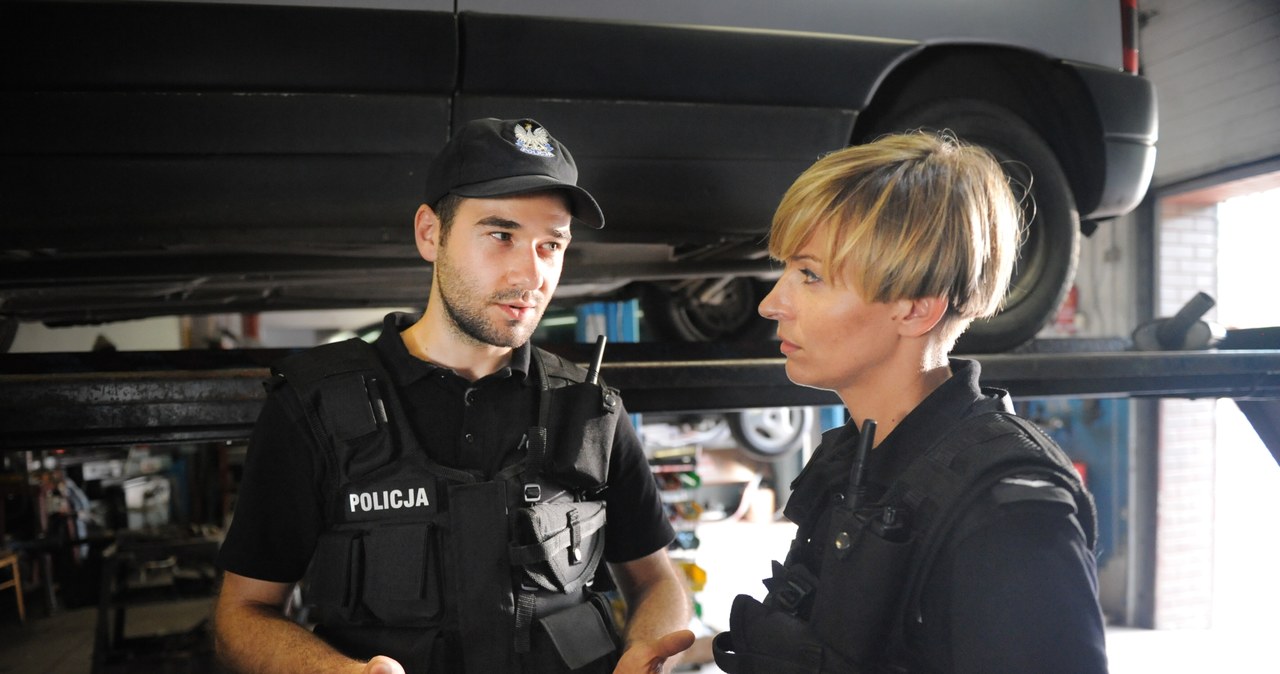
[511,501,606,594]
[712,594,849,674]
[546,382,618,489]
[529,593,620,673]
[358,521,442,625]
[308,529,364,624]
[808,505,914,666]
[317,373,395,479]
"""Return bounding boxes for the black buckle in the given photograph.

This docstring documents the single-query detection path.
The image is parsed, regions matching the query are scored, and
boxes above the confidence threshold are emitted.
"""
[773,578,811,613]
[766,562,816,614]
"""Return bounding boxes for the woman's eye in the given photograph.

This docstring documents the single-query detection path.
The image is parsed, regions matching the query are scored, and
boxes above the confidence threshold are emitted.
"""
[800,268,821,283]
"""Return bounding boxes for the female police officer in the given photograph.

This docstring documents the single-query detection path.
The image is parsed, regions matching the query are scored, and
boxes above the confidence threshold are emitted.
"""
[712,132,1108,673]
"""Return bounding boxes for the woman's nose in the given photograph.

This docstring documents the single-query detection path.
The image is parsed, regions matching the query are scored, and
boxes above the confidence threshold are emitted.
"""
[758,281,785,320]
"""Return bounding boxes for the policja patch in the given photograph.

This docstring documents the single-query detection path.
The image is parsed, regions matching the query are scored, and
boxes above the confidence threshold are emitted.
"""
[342,480,438,522]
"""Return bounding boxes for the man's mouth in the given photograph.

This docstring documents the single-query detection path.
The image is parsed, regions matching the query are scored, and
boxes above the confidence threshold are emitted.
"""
[499,303,536,321]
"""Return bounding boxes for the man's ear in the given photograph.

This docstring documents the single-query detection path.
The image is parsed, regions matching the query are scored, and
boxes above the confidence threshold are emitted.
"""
[414,204,440,262]
[896,295,948,338]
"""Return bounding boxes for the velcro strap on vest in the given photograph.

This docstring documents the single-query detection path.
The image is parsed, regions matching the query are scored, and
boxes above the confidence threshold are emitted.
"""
[509,506,607,565]
[991,477,1077,509]
[514,591,537,654]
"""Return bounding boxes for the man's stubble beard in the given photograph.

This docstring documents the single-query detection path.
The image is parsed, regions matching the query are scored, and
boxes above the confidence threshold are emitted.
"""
[434,255,546,349]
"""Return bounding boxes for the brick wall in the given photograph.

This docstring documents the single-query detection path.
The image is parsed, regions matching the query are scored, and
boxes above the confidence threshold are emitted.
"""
[1153,202,1219,628]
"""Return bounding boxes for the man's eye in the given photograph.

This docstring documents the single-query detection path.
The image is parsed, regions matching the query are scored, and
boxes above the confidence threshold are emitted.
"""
[490,231,512,242]
[541,241,562,252]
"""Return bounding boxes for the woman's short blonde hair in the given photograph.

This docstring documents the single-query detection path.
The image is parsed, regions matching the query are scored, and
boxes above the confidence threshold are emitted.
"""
[769,131,1024,350]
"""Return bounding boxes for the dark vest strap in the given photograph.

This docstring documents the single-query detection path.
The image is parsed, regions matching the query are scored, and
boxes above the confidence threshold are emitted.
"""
[883,410,1096,665]
[520,348,554,486]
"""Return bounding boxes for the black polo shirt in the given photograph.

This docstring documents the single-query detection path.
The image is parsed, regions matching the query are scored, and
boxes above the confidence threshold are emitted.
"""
[373,311,538,478]
[217,312,673,583]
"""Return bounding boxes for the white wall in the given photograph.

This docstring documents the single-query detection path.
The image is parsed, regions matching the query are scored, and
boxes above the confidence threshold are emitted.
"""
[5,308,406,353]
[1071,211,1144,338]
[9,316,183,353]
[1143,0,1280,187]
[1060,0,1279,340]
[255,308,406,347]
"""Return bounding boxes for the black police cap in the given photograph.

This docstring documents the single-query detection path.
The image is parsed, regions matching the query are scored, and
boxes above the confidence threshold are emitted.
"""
[423,118,604,229]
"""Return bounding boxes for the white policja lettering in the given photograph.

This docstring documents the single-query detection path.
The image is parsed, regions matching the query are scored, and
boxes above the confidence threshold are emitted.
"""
[348,487,430,513]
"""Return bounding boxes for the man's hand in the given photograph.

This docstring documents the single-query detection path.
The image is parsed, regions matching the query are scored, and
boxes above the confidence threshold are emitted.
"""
[612,629,696,674]
[216,572,407,674]
[360,655,405,674]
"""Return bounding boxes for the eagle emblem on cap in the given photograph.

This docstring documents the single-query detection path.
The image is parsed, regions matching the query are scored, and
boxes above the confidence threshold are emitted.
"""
[514,122,555,157]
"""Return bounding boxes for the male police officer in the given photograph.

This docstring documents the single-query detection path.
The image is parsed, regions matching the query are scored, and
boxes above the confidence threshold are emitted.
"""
[214,118,694,674]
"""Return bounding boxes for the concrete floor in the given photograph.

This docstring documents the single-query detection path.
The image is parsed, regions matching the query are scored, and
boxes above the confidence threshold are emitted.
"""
[683,522,1276,674]
[1,522,1272,673]
[0,596,218,674]
[1,588,1267,674]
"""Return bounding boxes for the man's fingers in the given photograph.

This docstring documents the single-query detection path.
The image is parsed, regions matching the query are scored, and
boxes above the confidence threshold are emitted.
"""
[364,655,406,674]
[654,629,697,658]
[612,630,698,674]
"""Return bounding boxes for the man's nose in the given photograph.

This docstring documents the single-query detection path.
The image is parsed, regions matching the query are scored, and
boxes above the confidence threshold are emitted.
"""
[507,246,543,290]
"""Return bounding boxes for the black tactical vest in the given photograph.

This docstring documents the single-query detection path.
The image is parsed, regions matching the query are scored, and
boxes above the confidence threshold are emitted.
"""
[271,338,624,674]
[714,394,1097,673]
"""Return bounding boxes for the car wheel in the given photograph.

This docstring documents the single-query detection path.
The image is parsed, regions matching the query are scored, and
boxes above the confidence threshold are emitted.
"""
[863,98,1080,353]
[728,407,813,461]
[641,277,776,342]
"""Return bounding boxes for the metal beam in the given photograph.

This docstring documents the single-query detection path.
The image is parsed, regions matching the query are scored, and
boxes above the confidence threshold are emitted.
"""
[2,345,1279,453]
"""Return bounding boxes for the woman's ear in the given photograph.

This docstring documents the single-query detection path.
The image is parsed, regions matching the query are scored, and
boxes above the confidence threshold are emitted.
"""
[414,204,440,262]
[897,295,948,338]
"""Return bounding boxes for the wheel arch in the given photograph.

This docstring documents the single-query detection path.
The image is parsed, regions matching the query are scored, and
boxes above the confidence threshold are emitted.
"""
[854,46,1107,221]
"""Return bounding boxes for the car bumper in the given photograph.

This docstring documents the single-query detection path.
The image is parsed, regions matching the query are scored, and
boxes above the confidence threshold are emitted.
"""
[1070,64,1159,219]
